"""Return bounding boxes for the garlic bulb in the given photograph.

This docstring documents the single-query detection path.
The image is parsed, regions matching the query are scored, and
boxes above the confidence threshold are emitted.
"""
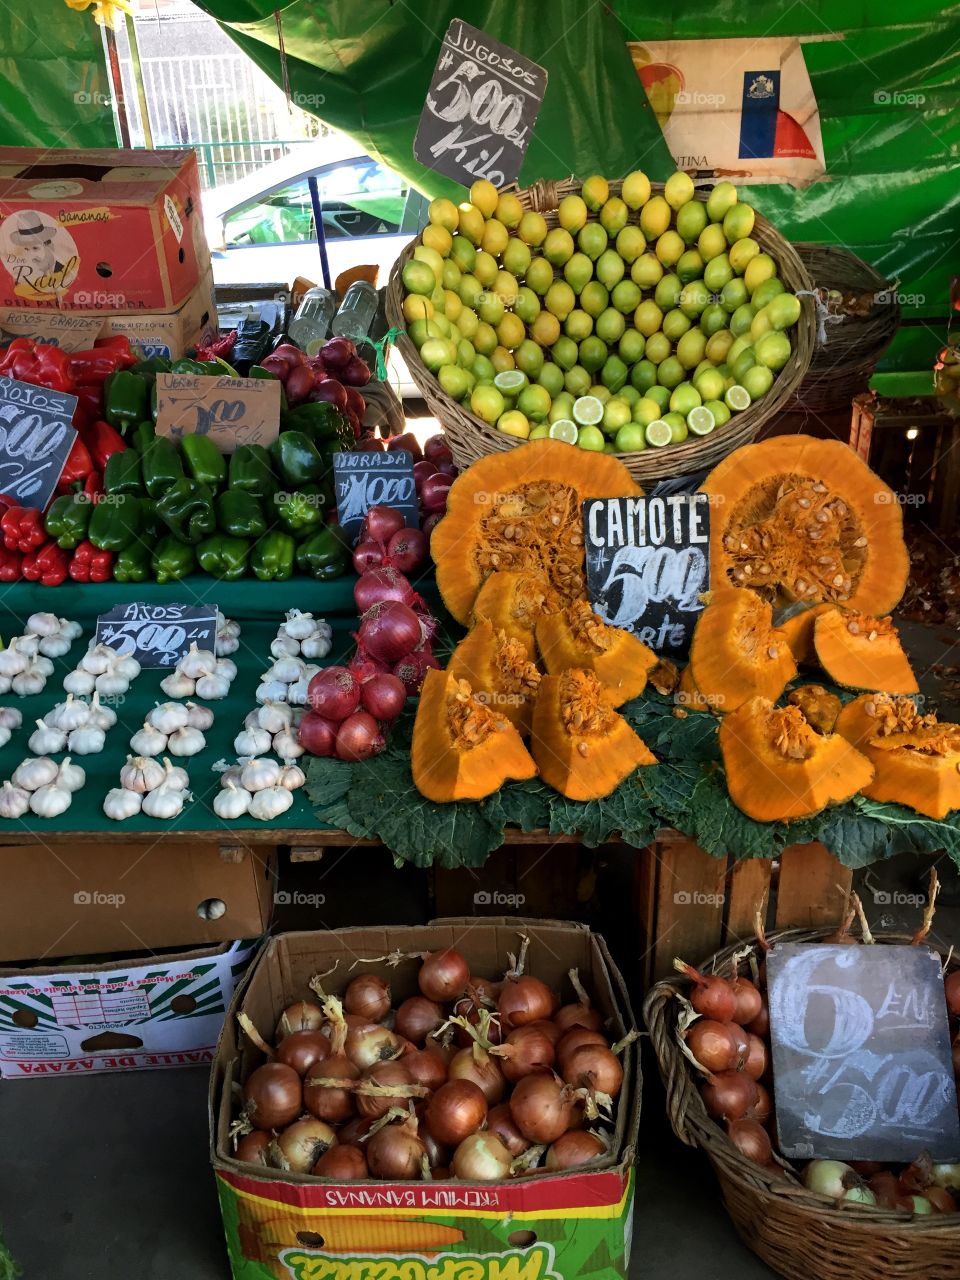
[160,671,195,698]
[63,668,96,696]
[28,719,66,755]
[142,782,186,820]
[119,755,165,794]
[167,726,205,757]
[243,709,261,730]
[162,759,189,790]
[0,677,10,695]
[257,700,293,734]
[286,676,311,706]
[0,781,30,818]
[0,726,10,749]
[88,692,117,729]
[0,648,28,677]
[240,757,281,792]
[113,655,141,682]
[94,672,128,697]
[80,645,114,675]
[57,758,85,793]
[26,611,60,637]
[216,631,239,656]
[13,635,39,657]
[279,761,306,790]
[283,610,316,640]
[130,724,167,756]
[60,619,83,642]
[0,707,22,731]
[268,655,305,684]
[270,633,300,658]
[234,726,271,756]
[68,724,106,755]
[179,644,217,679]
[148,702,190,734]
[249,785,293,821]
[195,673,230,700]
[214,779,252,820]
[38,633,71,658]
[256,680,287,705]
[214,761,243,787]
[32,657,55,678]
[103,787,142,820]
[11,757,58,790]
[272,729,303,759]
[215,657,237,683]
[52,695,92,732]
[184,701,214,731]
[29,783,71,818]
[301,630,333,660]
[12,667,46,697]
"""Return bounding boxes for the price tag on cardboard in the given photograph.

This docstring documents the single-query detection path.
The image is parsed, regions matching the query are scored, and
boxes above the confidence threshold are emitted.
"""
[154,373,281,450]
[95,602,218,668]
[333,449,418,545]
[0,375,77,510]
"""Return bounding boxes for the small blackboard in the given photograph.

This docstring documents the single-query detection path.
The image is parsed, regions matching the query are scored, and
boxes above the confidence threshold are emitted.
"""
[95,603,218,669]
[583,494,710,656]
[0,375,78,510]
[333,449,418,545]
[414,19,547,189]
[768,943,960,1162]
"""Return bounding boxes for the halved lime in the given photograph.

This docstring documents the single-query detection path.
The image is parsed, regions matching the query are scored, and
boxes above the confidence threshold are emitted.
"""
[494,369,529,395]
[724,384,752,412]
[645,419,674,448]
[572,395,604,427]
[548,419,579,444]
[687,406,716,436]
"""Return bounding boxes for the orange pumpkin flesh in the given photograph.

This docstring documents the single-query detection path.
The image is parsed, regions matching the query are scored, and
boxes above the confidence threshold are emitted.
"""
[719,697,875,821]
[447,619,541,735]
[835,693,933,751]
[531,669,656,801]
[861,724,960,819]
[689,589,797,713]
[777,602,837,665]
[787,684,842,735]
[676,664,714,714]
[813,609,918,693]
[536,600,657,705]
[411,668,536,802]
[432,440,642,623]
[471,571,556,654]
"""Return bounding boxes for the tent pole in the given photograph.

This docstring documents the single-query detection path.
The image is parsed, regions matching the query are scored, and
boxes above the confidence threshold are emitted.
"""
[125,11,154,149]
[308,175,333,291]
[103,23,131,148]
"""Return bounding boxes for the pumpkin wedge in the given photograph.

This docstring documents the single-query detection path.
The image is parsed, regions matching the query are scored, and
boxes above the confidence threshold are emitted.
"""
[813,609,918,693]
[777,602,837,665]
[835,692,934,751]
[536,600,657,705]
[701,436,909,614]
[861,723,960,819]
[447,620,542,735]
[787,684,842,735]
[689,589,797,713]
[531,669,656,800]
[676,664,715,713]
[411,668,537,802]
[719,697,875,821]
[471,571,557,654]
[432,440,642,623]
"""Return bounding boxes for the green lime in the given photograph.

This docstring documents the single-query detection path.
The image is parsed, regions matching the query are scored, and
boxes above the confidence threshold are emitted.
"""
[497,410,531,439]
[576,425,606,452]
[618,329,646,365]
[677,250,705,284]
[616,226,646,264]
[742,364,775,400]
[458,274,483,308]
[655,230,685,267]
[767,293,802,331]
[494,369,528,395]
[751,277,786,312]
[564,309,594,342]
[600,196,629,236]
[538,362,565,398]
[601,355,629,393]
[619,385,640,407]
[612,280,642,314]
[515,339,545,379]
[548,419,579,444]
[679,281,710,318]
[634,300,664,337]
[545,280,576,321]
[420,336,458,372]
[578,222,608,261]
[723,203,756,242]
[603,396,633,433]
[630,360,658,394]
[551,335,579,371]
[472,354,495,382]
[730,303,754,337]
[633,396,663,426]
[676,200,708,245]
[588,384,612,404]
[669,382,702,416]
[615,423,647,452]
[548,391,575,422]
[645,384,671,412]
[645,332,671,365]
[698,223,727,262]
[665,171,695,210]
[596,248,626,289]
[657,356,685,389]
[579,336,608,373]
[703,398,731,427]
[403,260,436,296]
[564,252,594,295]
[705,330,734,364]
[687,405,716,436]
[526,257,555,296]
[654,274,682,312]
[676,328,707,370]
[693,367,726,402]
[529,423,550,440]
[731,348,757,382]
[700,303,729,337]
[573,395,605,426]
[437,364,469,400]
[706,181,738,223]
[514,287,541,326]
[543,227,576,265]
[662,309,692,343]
[632,254,664,289]
[703,255,734,294]
[596,308,626,345]
[517,384,552,422]
[725,384,752,412]
[644,419,673,448]
[471,383,506,424]
[729,237,760,275]
[662,411,688,443]
[726,335,752,364]
[564,365,592,397]
[754,331,791,371]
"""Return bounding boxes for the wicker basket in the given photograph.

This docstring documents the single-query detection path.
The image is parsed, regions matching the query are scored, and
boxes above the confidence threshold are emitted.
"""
[643,927,960,1280]
[387,177,816,484]
[789,244,900,413]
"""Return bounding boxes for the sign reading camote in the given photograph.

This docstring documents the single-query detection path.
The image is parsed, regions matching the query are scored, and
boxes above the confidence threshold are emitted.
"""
[768,943,960,1162]
[414,19,547,188]
[583,493,709,656]
[333,449,418,545]
[0,375,77,511]
[154,373,281,450]
[95,602,218,668]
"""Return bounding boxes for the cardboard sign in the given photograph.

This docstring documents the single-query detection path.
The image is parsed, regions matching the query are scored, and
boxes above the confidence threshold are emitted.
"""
[768,943,960,1162]
[414,19,547,188]
[583,493,709,656]
[154,373,281,449]
[0,374,77,510]
[333,449,418,544]
[95,602,217,668]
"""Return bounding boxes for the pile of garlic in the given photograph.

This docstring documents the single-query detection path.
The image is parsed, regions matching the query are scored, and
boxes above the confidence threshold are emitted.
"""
[64,643,141,698]
[0,706,22,749]
[103,756,191,821]
[28,692,116,756]
[161,644,237,700]
[0,756,84,819]
[213,755,304,823]
[216,611,241,656]
[234,701,304,760]
[130,701,213,758]
[257,611,332,706]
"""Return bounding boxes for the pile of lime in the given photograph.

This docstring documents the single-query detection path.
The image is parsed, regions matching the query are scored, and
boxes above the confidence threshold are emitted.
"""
[400,173,802,454]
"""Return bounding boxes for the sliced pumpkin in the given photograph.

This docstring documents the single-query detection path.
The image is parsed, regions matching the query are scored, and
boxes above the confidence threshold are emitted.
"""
[447,619,542,736]
[701,436,909,614]
[471,570,557,653]
[835,692,933,751]
[432,440,642,623]
[536,600,657,705]
[689,589,797,713]
[862,723,960,819]
[531,669,656,801]
[788,684,843,735]
[719,696,875,821]
[676,664,715,714]
[777,602,837,665]
[812,609,917,693]
[411,668,536,802]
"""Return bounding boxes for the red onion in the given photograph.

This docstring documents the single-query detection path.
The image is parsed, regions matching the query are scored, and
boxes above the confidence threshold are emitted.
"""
[341,355,372,387]
[421,473,454,512]
[361,673,407,722]
[354,566,416,613]
[285,364,316,406]
[422,511,444,541]
[353,540,385,574]
[335,711,385,761]
[312,378,348,410]
[344,386,367,418]
[358,601,424,663]
[298,711,339,757]
[413,459,438,489]
[423,435,453,465]
[393,647,439,696]
[307,666,361,721]
[386,527,428,573]
[348,650,390,683]
[273,342,305,364]
[362,505,407,544]
[435,460,458,478]
[388,431,423,460]
[320,336,355,370]
[260,353,294,379]
[354,434,383,452]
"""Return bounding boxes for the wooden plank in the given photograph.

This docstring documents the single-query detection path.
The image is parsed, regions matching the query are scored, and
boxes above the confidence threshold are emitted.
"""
[650,835,727,981]
[219,845,247,864]
[289,846,325,864]
[634,846,658,988]
[725,859,773,947]
[775,841,851,930]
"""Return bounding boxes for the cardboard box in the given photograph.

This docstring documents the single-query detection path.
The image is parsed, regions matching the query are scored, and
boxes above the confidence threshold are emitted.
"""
[0,939,256,1079]
[210,919,641,1280]
[0,146,209,311]
[0,266,218,358]
[0,841,275,963]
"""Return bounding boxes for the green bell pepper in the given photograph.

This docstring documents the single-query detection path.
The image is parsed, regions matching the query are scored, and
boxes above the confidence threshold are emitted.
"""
[103,449,144,496]
[142,435,184,499]
[203,356,240,378]
[130,356,173,384]
[249,365,287,409]
[113,542,152,584]
[155,478,216,545]
[88,493,142,552]
[216,490,267,539]
[140,497,163,542]
[270,430,327,488]
[274,487,324,533]
[170,357,213,376]
[104,370,148,433]
[229,444,278,503]
[152,536,195,584]
[44,494,92,549]
[181,433,227,490]
[282,401,352,449]
[132,421,156,454]
[295,526,350,580]
[252,530,296,581]
[197,534,249,580]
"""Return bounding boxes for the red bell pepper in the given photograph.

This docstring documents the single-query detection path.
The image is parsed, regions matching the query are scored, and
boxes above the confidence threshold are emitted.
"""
[195,330,238,362]
[1,506,47,552]
[0,546,23,582]
[0,340,74,392]
[56,436,96,495]
[82,420,126,471]
[67,340,137,385]
[22,541,70,586]
[68,539,113,583]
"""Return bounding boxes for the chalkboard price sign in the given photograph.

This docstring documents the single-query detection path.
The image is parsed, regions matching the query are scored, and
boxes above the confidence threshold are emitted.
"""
[333,449,418,545]
[583,493,710,656]
[0,375,78,511]
[95,603,218,669]
[414,20,548,188]
[768,943,960,1162]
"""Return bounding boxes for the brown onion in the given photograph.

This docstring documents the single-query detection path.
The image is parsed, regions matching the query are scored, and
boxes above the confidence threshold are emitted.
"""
[419,948,470,1003]
[487,1103,531,1157]
[686,1020,740,1073]
[509,1073,575,1144]
[337,1115,374,1147]
[304,1054,360,1123]
[404,1048,449,1092]
[452,1132,513,1181]
[234,1130,272,1166]
[562,1044,623,1097]
[243,1063,303,1131]
[344,974,392,1022]
[730,976,763,1026]
[494,1026,556,1083]
[426,1080,488,1146]
[271,1117,336,1173]
[554,1001,603,1035]
[356,1060,415,1120]
[422,1127,451,1170]
[546,1130,607,1171]
[469,975,503,1004]
[677,962,737,1022]
[528,1018,564,1047]
[345,1021,404,1070]
[499,976,557,1031]
[743,1034,767,1081]
[366,1115,425,1180]
[448,1046,506,1105]
[557,1027,607,1070]
[313,1144,368,1180]
[749,1082,771,1124]
[726,1117,772,1165]
[276,1030,331,1078]
[702,1071,758,1122]
[747,998,770,1038]
[395,996,445,1045]
[925,1186,957,1214]
[945,969,960,1016]
[276,1000,324,1040]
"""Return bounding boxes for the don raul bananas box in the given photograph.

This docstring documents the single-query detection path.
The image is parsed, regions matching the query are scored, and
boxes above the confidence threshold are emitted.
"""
[0,146,209,312]
[210,920,640,1280]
